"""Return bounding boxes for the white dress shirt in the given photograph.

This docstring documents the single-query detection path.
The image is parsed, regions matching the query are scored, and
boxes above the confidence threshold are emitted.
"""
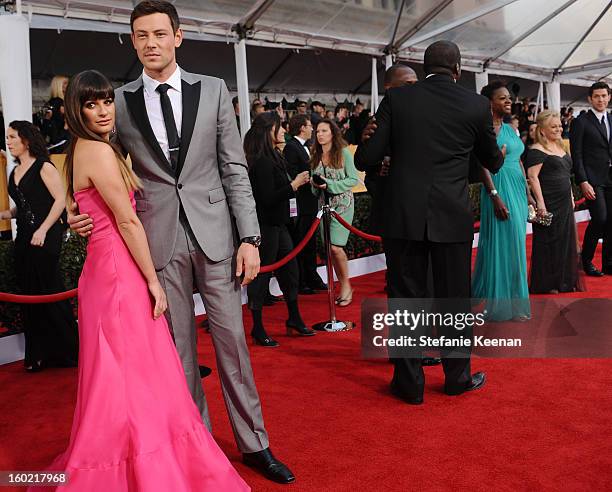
[142,65,183,161]
[590,108,610,141]
[295,135,310,157]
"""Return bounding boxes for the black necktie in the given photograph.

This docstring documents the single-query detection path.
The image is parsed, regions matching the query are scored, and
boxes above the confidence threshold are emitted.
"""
[600,115,608,140]
[156,83,180,170]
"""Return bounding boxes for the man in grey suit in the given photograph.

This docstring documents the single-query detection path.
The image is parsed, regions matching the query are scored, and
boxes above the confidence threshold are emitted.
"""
[69,0,294,484]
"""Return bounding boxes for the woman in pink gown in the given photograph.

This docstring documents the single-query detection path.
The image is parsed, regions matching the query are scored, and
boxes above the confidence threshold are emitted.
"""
[29,71,249,491]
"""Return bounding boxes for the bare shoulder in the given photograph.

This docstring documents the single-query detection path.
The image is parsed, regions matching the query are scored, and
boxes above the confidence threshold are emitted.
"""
[76,139,115,156]
[74,140,118,177]
[40,161,59,175]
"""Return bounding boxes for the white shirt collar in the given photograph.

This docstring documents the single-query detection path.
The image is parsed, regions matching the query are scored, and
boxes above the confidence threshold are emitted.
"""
[590,108,608,120]
[425,73,456,83]
[295,136,307,146]
[142,65,182,97]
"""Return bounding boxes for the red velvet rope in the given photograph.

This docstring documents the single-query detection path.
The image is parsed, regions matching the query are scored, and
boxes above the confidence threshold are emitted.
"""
[0,218,322,303]
[0,288,78,304]
[333,198,587,240]
[0,198,590,304]
[331,211,383,242]
[259,216,321,273]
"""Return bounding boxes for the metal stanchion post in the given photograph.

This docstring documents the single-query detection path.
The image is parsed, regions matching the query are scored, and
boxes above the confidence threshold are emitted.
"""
[313,204,354,332]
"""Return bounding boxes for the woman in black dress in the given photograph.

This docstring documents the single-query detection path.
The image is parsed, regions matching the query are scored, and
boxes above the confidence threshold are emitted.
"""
[1,121,78,371]
[525,110,585,294]
[243,112,314,347]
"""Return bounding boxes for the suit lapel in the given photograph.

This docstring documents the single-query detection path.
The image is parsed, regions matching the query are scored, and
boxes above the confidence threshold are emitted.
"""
[177,78,201,177]
[292,137,309,162]
[299,140,310,162]
[607,114,612,151]
[123,86,174,177]
[587,110,609,144]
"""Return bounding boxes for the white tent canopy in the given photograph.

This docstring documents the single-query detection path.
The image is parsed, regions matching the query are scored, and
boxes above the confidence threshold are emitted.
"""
[2,0,612,138]
[13,0,612,85]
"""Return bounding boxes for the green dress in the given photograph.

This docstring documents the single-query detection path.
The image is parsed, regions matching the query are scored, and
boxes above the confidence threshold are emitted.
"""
[312,147,359,247]
[472,123,530,321]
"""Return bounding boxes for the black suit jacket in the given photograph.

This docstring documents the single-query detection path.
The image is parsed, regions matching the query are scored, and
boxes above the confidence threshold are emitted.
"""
[354,74,503,243]
[249,153,295,226]
[283,136,318,215]
[569,110,612,186]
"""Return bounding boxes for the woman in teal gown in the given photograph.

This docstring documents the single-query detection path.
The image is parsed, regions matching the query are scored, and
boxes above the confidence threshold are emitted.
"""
[472,81,533,321]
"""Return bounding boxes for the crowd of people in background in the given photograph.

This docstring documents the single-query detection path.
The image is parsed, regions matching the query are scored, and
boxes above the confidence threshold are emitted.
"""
[2,55,611,341]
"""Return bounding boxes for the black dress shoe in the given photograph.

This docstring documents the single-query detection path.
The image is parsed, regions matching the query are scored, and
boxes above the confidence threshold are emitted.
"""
[243,448,295,484]
[422,357,442,366]
[584,262,604,277]
[445,372,486,395]
[602,267,612,275]
[298,286,316,295]
[390,381,423,405]
[252,334,280,347]
[466,371,486,391]
[286,319,315,336]
[198,365,212,378]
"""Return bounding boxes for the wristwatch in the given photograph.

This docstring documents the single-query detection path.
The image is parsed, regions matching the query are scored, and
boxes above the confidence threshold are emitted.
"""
[489,189,499,197]
[241,236,261,248]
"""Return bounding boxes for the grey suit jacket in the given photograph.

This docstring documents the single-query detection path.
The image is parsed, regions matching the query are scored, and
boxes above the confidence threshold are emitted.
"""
[114,70,259,269]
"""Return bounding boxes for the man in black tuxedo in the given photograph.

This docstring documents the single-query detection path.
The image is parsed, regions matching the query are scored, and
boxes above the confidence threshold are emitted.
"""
[359,64,440,368]
[355,41,503,404]
[284,114,327,293]
[569,82,612,276]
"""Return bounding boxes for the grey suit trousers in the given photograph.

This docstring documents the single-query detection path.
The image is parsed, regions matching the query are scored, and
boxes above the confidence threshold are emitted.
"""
[156,220,269,453]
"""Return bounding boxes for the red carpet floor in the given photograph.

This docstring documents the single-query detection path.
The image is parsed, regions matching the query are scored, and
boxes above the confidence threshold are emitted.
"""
[1,223,611,491]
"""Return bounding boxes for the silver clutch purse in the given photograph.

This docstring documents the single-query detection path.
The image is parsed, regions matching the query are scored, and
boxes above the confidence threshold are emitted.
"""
[528,205,553,227]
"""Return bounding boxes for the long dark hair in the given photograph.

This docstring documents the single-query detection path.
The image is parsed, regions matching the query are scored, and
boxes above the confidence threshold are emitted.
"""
[63,70,140,203]
[310,118,347,170]
[8,121,50,164]
[243,111,285,171]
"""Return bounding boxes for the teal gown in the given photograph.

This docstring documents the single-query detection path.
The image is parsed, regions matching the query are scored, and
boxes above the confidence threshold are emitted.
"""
[472,123,530,321]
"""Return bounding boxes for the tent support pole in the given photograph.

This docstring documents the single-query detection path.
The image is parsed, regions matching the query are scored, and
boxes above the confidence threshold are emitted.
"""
[546,79,561,112]
[234,37,251,138]
[371,57,379,113]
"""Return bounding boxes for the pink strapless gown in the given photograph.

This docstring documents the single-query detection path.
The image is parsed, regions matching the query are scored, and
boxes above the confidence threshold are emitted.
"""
[29,187,249,492]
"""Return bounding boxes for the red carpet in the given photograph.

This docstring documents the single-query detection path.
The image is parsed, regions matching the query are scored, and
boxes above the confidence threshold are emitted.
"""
[1,223,611,491]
